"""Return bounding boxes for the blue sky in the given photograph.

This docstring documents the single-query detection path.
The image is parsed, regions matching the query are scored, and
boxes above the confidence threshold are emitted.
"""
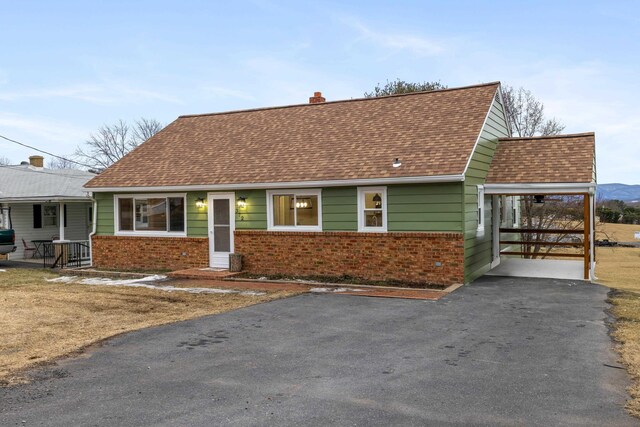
[1,0,638,183]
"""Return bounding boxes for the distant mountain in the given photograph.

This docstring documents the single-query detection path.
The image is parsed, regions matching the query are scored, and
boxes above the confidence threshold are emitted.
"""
[597,183,640,202]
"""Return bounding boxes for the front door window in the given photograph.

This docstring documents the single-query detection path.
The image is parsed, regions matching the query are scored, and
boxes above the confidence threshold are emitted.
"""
[213,199,231,253]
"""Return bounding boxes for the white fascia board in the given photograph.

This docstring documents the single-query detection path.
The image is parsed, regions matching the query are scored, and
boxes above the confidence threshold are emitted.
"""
[462,89,499,177]
[484,183,596,195]
[495,85,513,137]
[86,174,465,193]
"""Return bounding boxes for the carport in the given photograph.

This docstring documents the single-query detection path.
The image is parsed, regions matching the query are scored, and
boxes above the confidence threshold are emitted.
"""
[483,133,596,281]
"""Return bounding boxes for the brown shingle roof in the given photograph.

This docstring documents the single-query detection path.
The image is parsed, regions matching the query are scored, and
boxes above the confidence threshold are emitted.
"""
[85,82,500,189]
[485,133,596,184]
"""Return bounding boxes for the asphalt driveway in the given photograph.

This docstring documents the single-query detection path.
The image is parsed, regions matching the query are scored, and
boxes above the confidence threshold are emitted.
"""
[1,276,635,426]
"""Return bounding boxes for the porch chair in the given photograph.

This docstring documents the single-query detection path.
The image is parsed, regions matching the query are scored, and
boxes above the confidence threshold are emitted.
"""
[22,239,36,259]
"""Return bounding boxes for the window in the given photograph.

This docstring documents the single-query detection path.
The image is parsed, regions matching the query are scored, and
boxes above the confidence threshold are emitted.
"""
[358,187,387,232]
[116,194,186,235]
[43,205,58,227]
[266,189,322,231]
[477,185,485,235]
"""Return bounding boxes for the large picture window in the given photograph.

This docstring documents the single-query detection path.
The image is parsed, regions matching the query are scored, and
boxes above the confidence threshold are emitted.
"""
[357,187,387,232]
[116,194,186,235]
[266,189,322,231]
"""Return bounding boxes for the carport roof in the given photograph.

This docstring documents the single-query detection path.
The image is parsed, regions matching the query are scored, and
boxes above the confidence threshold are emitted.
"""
[485,133,596,185]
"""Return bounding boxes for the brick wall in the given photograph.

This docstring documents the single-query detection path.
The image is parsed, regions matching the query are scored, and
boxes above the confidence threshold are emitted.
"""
[92,235,208,271]
[235,231,464,286]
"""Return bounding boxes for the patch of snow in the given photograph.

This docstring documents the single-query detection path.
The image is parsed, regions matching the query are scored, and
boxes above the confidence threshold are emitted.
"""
[310,287,367,293]
[46,274,264,296]
[79,274,167,286]
[0,269,6,272]
[47,276,77,283]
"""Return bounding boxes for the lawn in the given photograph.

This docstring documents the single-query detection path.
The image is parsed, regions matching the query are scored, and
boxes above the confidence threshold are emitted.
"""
[0,268,298,386]
[594,223,640,418]
[597,222,640,243]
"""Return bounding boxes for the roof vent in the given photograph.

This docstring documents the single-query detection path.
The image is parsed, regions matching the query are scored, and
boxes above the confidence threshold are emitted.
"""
[20,161,29,166]
[309,91,325,104]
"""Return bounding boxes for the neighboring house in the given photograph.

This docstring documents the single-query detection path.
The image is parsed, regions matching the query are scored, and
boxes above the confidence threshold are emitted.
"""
[85,82,597,284]
[0,156,96,260]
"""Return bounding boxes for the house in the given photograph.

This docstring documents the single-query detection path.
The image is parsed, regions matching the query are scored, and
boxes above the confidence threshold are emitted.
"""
[0,156,96,262]
[84,82,597,285]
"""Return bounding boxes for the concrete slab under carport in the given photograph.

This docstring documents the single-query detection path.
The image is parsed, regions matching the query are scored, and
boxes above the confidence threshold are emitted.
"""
[486,257,585,280]
[0,276,634,426]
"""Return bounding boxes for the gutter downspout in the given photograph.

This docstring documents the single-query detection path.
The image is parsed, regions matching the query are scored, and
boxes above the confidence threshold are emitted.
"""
[88,194,97,267]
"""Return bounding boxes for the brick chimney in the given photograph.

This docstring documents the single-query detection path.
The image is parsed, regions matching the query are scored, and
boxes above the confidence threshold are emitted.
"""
[29,155,44,168]
[309,91,325,104]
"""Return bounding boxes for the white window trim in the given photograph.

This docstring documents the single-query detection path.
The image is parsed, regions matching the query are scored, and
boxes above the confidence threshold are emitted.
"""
[477,185,485,236]
[114,193,187,237]
[266,189,322,232]
[357,186,388,232]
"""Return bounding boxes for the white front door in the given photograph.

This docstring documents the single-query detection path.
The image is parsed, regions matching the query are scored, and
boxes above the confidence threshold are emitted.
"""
[208,193,235,268]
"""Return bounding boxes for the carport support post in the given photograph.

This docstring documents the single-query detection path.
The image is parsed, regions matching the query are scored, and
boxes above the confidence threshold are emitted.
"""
[583,194,590,280]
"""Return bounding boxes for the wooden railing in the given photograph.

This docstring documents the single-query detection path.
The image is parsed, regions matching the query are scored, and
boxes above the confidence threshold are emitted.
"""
[499,227,590,279]
[499,228,585,258]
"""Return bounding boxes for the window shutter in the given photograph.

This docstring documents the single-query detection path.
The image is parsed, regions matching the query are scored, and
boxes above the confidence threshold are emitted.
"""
[64,205,67,227]
[33,204,42,229]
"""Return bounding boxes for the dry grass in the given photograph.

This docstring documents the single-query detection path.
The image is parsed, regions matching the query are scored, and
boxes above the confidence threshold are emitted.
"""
[595,245,640,418]
[609,292,640,418]
[596,247,640,293]
[597,222,640,243]
[0,269,298,385]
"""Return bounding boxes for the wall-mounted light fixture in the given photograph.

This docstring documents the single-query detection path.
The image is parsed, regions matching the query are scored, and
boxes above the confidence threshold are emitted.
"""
[237,196,247,209]
[533,195,545,204]
[195,197,206,208]
[392,158,402,168]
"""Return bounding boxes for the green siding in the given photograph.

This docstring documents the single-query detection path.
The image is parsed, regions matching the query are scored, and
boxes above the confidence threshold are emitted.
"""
[463,95,510,283]
[388,183,463,232]
[323,187,357,231]
[234,189,267,230]
[94,192,114,235]
[320,184,464,232]
[186,192,208,237]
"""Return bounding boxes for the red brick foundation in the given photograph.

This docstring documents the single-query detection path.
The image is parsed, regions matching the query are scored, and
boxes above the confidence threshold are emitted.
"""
[91,235,208,271]
[234,231,464,286]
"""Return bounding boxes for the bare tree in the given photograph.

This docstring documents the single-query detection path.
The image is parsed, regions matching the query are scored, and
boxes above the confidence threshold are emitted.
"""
[74,118,163,170]
[520,196,584,259]
[502,86,578,258]
[48,156,78,169]
[131,118,164,145]
[364,79,447,97]
[0,156,11,166]
[501,85,565,137]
